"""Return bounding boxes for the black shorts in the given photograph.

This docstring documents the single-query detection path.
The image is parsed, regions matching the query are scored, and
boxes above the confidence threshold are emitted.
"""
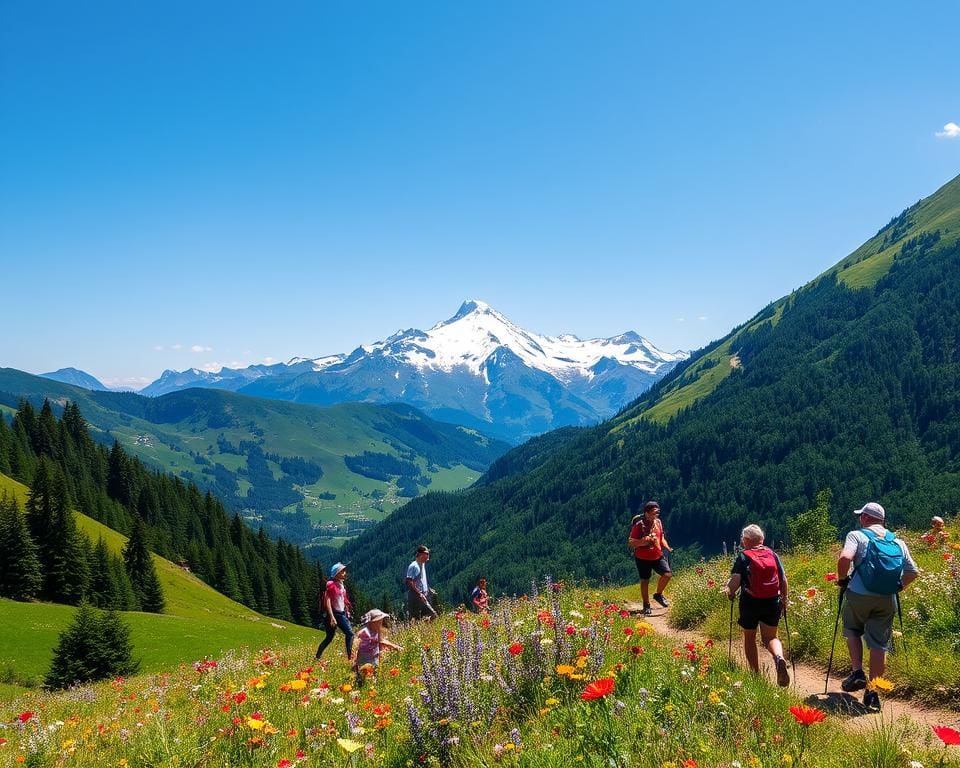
[635,555,671,581]
[738,595,781,630]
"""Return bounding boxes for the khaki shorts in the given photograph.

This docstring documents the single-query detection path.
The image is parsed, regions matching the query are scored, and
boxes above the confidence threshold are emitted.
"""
[842,590,896,651]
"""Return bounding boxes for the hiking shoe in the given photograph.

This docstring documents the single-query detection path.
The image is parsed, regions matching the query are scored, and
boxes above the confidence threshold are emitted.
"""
[840,668,867,692]
[641,604,653,616]
[653,593,670,608]
[863,690,881,712]
[775,656,790,687]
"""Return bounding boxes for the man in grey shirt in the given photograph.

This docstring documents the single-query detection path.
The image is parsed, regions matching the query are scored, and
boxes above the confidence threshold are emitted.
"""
[836,501,919,711]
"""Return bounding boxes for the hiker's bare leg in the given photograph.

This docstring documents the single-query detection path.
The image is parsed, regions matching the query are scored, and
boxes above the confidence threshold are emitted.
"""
[846,635,864,671]
[759,623,783,660]
[868,649,885,680]
[742,628,760,672]
[656,572,672,595]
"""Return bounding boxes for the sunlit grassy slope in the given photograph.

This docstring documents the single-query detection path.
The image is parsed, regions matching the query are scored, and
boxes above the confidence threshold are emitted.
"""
[0,473,318,695]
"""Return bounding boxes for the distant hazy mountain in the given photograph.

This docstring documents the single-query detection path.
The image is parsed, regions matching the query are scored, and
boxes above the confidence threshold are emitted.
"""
[40,367,109,391]
[142,301,687,442]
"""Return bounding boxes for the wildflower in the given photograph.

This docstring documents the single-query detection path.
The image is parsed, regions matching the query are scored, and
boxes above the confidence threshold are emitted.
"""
[805,588,817,599]
[555,664,575,676]
[824,573,838,581]
[247,717,265,731]
[337,738,364,754]
[682,761,698,768]
[278,760,293,768]
[789,705,826,726]
[581,677,615,701]
[932,725,960,745]
[508,643,524,656]
[232,691,247,704]
[17,712,34,724]
[545,698,560,706]
[867,677,894,693]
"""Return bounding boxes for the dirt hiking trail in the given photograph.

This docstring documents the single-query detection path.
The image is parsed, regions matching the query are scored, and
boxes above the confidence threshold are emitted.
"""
[623,601,960,734]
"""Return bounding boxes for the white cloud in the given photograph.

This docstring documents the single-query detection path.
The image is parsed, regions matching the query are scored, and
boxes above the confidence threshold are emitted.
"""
[172,343,182,351]
[191,344,212,353]
[674,317,686,323]
[935,122,960,139]
[697,316,708,321]
[153,345,164,351]
[263,356,275,364]
[102,376,152,390]
[201,362,222,373]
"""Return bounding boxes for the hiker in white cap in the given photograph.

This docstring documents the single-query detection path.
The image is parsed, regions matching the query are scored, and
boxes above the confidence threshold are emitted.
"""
[315,562,354,661]
[353,608,403,686]
[836,502,919,711]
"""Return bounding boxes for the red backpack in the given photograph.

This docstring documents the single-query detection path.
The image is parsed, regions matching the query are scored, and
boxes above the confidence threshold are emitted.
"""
[741,546,781,598]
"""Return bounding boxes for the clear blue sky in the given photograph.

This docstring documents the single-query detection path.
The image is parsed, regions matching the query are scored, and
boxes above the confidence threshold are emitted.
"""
[2,2,958,388]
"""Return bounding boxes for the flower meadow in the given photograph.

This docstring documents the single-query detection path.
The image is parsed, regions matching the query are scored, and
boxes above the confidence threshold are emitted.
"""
[2,579,959,768]
[669,529,960,709]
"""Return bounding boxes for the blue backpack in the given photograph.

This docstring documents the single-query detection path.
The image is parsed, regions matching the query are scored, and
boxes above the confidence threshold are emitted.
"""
[856,529,904,595]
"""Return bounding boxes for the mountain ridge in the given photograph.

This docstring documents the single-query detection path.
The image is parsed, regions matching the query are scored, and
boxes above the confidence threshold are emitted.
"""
[141,300,686,443]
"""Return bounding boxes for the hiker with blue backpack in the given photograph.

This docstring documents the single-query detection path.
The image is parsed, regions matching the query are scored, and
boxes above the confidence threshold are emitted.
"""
[835,502,919,711]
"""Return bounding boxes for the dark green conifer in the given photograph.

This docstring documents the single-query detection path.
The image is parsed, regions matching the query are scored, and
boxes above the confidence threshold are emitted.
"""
[44,603,139,690]
[123,516,165,613]
[0,494,42,600]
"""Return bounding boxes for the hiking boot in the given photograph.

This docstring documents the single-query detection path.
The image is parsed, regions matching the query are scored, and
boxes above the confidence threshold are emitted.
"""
[840,668,867,692]
[775,656,790,687]
[863,690,881,712]
[653,593,670,608]
[641,604,653,616]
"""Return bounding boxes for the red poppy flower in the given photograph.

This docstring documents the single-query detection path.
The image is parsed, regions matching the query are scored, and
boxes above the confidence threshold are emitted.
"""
[278,760,293,768]
[932,725,960,745]
[789,705,826,726]
[508,642,523,656]
[682,760,698,768]
[17,711,34,724]
[806,588,818,599]
[565,624,576,636]
[824,573,838,582]
[580,677,615,701]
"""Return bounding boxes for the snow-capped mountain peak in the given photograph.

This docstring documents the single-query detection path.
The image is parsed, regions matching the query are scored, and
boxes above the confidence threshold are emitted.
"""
[354,299,685,382]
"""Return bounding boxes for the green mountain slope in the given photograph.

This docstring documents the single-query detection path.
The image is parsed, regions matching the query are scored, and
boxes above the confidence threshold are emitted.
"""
[341,172,960,602]
[0,472,316,695]
[0,371,508,547]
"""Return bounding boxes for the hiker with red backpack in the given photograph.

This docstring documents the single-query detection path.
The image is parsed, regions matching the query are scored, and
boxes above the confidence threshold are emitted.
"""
[628,501,674,616]
[726,524,791,687]
[835,502,919,711]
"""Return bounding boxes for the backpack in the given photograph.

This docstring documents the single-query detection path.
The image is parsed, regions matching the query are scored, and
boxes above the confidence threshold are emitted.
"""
[856,529,904,595]
[741,546,781,598]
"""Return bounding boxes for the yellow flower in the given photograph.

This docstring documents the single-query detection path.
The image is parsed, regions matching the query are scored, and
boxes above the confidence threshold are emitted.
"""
[337,738,363,754]
[339,683,353,693]
[289,679,307,691]
[575,657,587,669]
[868,676,895,693]
[664,702,675,712]
[545,697,560,706]
[569,673,586,681]
[555,664,575,676]
[708,690,722,705]
[783,755,793,766]
[246,718,264,731]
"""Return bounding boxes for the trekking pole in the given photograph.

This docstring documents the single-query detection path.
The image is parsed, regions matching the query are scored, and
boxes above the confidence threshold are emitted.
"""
[825,585,845,694]
[896,592,909,671]
[782,601,797,683]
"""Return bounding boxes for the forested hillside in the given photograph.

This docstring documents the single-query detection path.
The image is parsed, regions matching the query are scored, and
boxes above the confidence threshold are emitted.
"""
[0,370,508,545]
[0,400,323,626]
[342,173,960,605]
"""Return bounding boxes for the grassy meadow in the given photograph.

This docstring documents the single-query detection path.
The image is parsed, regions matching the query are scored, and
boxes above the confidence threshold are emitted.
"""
[2,582,959,767]
[0,474,318,695]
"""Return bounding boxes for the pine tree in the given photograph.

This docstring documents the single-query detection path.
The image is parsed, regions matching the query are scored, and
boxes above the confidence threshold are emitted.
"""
[44,603,139,690]
[88,537,118,609]
[123,517,165,613]
[0,494,42,600]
